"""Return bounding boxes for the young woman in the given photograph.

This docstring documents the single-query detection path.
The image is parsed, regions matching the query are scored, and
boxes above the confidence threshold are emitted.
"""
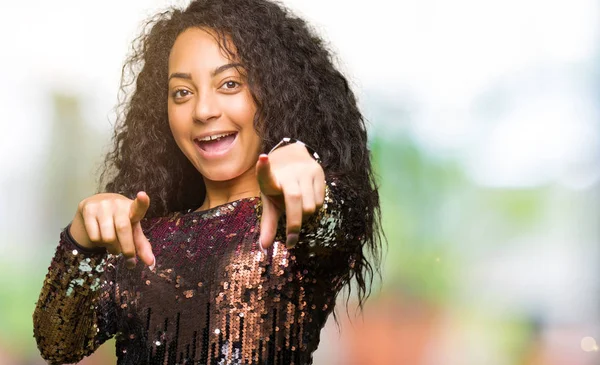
[33,0,382,364]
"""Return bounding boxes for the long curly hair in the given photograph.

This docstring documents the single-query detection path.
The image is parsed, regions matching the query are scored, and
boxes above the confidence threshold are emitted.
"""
[100,0,383,309]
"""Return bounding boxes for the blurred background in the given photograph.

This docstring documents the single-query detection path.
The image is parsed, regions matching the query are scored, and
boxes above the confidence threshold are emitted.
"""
[1,0,598,364]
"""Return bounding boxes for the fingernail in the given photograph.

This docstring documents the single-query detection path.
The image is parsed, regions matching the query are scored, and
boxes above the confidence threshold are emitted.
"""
[125,258,137,270]
[149,257,156,271]
[286,233,299,248]
[259,239,268,255]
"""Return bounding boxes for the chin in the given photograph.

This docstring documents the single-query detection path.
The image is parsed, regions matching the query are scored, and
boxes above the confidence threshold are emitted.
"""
[199,165,249,183]
[203,172,238,182]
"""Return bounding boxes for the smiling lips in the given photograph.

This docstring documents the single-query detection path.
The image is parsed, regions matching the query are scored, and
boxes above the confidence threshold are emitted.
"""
[194,132,238,155]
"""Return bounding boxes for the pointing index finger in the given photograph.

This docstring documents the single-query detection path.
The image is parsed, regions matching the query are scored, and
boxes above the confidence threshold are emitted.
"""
[129,192,150,223]
[256,154,281,196]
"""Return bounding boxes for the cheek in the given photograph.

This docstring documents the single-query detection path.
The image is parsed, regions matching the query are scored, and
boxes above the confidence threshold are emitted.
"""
[167,113,193,159]
[227,91,257,126]
[168,106,189,137]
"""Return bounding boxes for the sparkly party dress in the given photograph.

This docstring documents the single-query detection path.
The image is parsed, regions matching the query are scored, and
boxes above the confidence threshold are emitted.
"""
[33,180,362,365]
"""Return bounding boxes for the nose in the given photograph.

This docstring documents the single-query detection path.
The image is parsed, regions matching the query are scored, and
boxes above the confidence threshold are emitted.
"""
[193,90,221,123]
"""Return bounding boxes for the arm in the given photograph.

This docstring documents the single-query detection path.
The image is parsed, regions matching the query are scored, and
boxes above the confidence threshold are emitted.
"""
[257,139,359,253]
[33,226,117,364]
[274,177,359,254]
[257,141,326,250]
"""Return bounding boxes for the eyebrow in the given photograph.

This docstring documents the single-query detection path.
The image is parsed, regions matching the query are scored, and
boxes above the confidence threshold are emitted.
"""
[168,63,244,81]
[211,63,244,77]
[168,72,192,81]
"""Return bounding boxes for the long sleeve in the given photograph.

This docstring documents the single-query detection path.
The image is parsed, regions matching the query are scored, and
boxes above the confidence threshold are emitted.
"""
[33,226,117,364]
[274,178,361,255]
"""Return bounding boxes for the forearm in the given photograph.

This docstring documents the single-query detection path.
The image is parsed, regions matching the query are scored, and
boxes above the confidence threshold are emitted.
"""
[33,227,115,364]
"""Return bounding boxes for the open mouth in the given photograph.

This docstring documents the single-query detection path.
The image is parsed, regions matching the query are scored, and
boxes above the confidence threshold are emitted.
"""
[194,132,238,154]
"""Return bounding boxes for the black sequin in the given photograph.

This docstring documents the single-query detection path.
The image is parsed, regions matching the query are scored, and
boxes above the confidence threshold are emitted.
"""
[33,181,358,365]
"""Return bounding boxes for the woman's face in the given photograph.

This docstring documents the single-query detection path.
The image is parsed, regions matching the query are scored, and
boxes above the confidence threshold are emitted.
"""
[168,27,261,183]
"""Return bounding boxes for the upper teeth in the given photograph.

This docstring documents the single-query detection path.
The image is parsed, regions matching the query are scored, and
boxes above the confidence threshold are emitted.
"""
[198,133,234,142]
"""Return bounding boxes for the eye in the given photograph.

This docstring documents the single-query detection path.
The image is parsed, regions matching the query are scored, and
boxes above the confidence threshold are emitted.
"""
[220,80,240,90]
[172,89,191,99]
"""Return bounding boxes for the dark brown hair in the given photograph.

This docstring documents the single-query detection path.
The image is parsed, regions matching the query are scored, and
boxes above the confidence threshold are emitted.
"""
[100,0,383,308]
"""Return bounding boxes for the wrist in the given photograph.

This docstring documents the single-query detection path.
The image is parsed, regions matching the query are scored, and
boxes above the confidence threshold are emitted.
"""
[268,138,321,164]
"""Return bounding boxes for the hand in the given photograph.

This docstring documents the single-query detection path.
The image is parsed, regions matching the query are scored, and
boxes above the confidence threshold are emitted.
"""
[257,143,325,250]
[69,191,155,269]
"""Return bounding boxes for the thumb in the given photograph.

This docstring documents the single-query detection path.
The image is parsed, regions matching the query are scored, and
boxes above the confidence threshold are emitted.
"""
[256,154,281,196]
[259,193,282,251]
[129,191,150,223]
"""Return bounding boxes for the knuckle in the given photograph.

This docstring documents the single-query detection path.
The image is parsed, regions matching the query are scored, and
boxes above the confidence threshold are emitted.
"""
[99,201,115,214]
[287,192,302,201]
[304,204,316,215]
[287,220,302,232]
[86,229,101,241]
[99,219,113,229]
[100,229,116,243]
[120,246,135,258]
[81,203,95,216]
[114,220,130,232]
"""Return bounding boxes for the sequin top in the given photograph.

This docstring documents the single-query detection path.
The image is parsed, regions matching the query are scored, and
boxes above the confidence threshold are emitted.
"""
[33,181,360,365]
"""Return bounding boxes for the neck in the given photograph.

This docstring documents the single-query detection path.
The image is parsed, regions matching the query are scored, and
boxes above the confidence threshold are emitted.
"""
[198,167,260,211]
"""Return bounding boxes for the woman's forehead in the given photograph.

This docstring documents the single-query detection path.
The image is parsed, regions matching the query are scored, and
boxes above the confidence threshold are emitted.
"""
[169,27,239,68]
